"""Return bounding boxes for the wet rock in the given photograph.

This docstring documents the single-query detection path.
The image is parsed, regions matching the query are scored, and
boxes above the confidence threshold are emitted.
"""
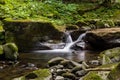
[84,28,120,50]
[60,60,75,69]
[3,43,19,60]
[8,61,15,65]
[89,60,100,65]
[27,63,35,67]
[25,73,38,79]
[62,72,76,80]
[71,66,82,73]
[55,76,64,80]
[56,69,66,75]
[48,57,65,67]
[82,61,89,68]
[0,66,3,69]
[75,70,88,77]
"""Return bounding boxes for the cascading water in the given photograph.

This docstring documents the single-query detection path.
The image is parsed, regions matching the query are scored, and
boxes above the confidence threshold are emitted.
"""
[64,31,73,43]
[33,32,86,53]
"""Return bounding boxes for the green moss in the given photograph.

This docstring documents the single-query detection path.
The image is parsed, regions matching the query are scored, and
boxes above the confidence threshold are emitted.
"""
[3,20,63,51]
[3,43,19,60]
[100,47,120,59]
[83,72,103,80]
[13,69,51,80]
[0,0,120,26]
[107,63,120,80]
[0,45,3,55]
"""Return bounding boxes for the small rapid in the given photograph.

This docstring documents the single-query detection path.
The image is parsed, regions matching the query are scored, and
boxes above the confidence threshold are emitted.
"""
[33,32,86,54]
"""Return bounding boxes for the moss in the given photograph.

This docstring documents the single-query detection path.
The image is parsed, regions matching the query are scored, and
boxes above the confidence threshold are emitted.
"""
[3,43,19,60]
[66,24,79,30]
[100,47,120,59]
[13,69,51,80]
[0,45,3,55]
[107,63,120,80]
[3,19,63,51]
[83,72,103,80]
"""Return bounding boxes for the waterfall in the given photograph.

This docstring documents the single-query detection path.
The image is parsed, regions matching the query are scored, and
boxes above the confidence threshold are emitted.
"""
[63,33,86,50]
[76,33,86,42]
[64,31,73,43]
[33,32,86,53]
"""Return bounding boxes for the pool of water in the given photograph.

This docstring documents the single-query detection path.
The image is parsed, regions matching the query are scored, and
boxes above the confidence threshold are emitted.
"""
[0,50,100,80]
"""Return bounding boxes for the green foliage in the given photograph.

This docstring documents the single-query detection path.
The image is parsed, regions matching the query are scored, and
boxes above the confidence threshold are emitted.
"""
[13,69,51,80]
[0,0,119,25]
[83,72,103,80]
[0,45,3,55]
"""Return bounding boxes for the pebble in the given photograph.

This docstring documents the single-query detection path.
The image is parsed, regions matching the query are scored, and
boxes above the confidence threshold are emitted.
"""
[55,76,64,80]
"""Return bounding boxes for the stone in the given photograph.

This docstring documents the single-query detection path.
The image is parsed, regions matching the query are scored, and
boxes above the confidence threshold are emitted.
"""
[107,63,120,80]
[60,60,75,69]
[3,43,19,60]
[55,76,64,80]
[25,73,38,79]
[13,69,51,80]
[66,24,79,30]
[56,69,66,75]
[75,70,88,77]
[48,57,65,67]
[89,60,100,65]
[99,47,120,64]
[71,66,82,73]
[84,28,120,50]
[62,72,76,80]
[3,20,63,52]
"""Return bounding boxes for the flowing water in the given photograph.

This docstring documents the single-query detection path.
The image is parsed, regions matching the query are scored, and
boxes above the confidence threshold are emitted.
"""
[0,32,100,79]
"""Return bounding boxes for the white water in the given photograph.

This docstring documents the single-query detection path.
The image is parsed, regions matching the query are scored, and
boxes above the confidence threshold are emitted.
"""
[33,32,86,53]
[64,31,73,43]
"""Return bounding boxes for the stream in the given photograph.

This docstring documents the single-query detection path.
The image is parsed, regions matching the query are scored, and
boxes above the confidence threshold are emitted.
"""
[0,31,100,80]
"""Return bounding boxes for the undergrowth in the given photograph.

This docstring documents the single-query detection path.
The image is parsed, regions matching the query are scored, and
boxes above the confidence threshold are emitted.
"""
[0,0,120,25]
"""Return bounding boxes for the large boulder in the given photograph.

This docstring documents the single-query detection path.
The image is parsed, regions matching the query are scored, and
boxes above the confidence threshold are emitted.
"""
[13,69,51,80]
[3,19,63,52]
[83,28,120,50]
[3,43,19,60]
[99,47,120,65]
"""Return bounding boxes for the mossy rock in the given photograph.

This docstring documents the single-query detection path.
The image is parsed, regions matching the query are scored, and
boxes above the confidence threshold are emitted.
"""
[3,19,63,52]
[71,66,82,73]
[99,47,120,64]
[0,45,3,55]
[95,21,105,29]
[62,72,76,80]
[66,24,79,30]
[13,69,51,80]
[60,60,75,69]
[75,20,88,27]
[82,72,103,80]
[3,43,19,60]
[103,20,115,27]
[48,57,65,67]
[0,26,5,45]
[82,63,118,80]
[107,63,120,80]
